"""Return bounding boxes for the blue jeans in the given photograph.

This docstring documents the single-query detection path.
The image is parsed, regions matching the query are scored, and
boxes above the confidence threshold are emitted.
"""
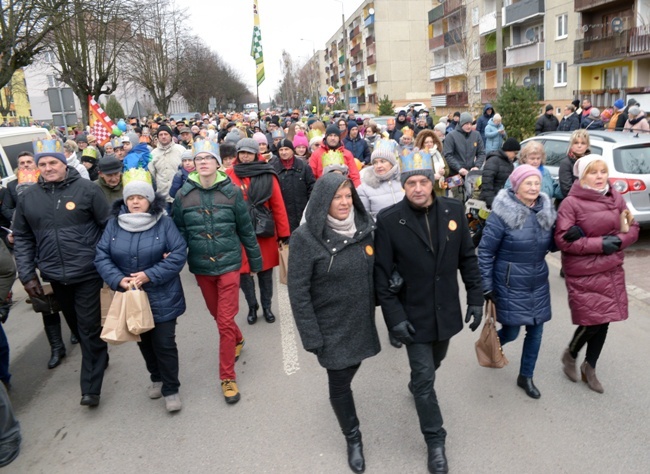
[498,323,544,378]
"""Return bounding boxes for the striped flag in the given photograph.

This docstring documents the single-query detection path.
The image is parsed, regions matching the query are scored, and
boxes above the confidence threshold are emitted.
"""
[88,96,115,146]
[251,0,265,86]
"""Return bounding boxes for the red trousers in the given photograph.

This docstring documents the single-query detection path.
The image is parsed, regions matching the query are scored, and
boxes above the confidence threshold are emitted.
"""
[195,272,242,380]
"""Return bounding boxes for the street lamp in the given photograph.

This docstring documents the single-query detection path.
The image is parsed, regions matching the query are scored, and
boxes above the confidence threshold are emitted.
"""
[331,0,349,110]
[300,38,320,117]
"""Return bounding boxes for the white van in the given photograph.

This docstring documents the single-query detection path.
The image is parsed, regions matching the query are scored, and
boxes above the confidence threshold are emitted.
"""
[0,127,51,186]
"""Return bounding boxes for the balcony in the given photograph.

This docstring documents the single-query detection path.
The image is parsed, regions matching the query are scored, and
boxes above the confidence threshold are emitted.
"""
[430,34,445,50]
[481,88,498,103]
[504,0,544,27]
[430,65,446,81]
[428,5,444,24]
[357,79,365,88]
[629,26,650,56]
[442,0,463,18]
[349,25,360,40]
[350,44,362,57]
[480,51,506,71]
[572,88,626,107]
[365,35,375,47]
[574,32,629,64]
[430,60,465,81]
[575,0,619,13]
[506,41,544,67]
[444,28,462,47]
[367,54,376,66]
[479,8,506,35]
[364,13,374,27]
[368,74,376,84]
[447,91,468,107]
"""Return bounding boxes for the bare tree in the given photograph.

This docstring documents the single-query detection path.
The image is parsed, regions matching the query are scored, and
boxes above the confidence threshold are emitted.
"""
[127,0,185,115]
[0,0,67,89]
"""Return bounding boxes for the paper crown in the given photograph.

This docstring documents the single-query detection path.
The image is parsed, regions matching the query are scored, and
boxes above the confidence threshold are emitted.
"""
[321,150,345,168]
[33,139,63,155]
[401,128,414,138]
[122,167,152,186]
[82,147,98,159]
[307,129,324,141]
[192,140,220,157]
[399,151,433,174]
[110,137,124,148]
[17,169,40,185]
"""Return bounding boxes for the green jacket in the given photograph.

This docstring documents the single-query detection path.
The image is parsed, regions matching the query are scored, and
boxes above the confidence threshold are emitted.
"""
[172,171,262,276]
[95,176,123,204]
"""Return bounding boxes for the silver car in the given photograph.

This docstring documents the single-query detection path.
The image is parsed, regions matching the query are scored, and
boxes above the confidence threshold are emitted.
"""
[522,131,650,225]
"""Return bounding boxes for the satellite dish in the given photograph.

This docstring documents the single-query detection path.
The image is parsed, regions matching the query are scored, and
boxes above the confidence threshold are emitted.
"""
[525,28,536,42]
[612,17,624,33]
[582,24,589,32]
[523,76,532,87]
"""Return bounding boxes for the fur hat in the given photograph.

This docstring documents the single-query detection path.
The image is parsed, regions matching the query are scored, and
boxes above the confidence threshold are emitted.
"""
[459,112,473,126]
[123,180,155,203]
[509,164,542,191]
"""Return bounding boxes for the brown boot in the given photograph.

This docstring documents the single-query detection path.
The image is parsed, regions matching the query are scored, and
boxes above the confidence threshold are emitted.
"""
[562,349,578,382]
[581,361,604,393]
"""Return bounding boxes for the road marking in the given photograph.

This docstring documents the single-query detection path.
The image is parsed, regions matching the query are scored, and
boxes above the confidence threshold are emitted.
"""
[277,276,300,375]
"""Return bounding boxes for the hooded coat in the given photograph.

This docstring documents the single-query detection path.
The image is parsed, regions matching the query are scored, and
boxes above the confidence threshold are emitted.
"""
[484,118,506,152]
[268,155,315,233]
[443,123,486,175]
[356,167,404,220]
[95,195,187,323]
[581,115,605,130]
[476,104,494,143]
[478,189,556,326]
[288,173,380,370]
[478,150,514,208]
[554,181,639,326]
[623,112,650,134]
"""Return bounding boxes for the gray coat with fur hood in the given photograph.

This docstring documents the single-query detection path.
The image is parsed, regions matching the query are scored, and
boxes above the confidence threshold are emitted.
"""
[478,189,556,326]
[288,173,380,370]
[357,168,404,220]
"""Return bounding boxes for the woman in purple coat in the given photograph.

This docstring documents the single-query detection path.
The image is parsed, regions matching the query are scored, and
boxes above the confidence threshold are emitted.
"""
[555,155,639,393]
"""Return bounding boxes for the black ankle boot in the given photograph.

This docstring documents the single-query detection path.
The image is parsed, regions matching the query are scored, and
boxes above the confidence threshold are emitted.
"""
[330,393,365,473]
[517,375,541,399]
[247,304,259,325]
[44,324,66,369]
[427,445,448,474]
[262,307,275,323]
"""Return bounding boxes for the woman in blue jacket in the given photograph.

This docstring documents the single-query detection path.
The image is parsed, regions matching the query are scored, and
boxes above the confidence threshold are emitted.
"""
[95,180,187,412]
[478,165,556,399]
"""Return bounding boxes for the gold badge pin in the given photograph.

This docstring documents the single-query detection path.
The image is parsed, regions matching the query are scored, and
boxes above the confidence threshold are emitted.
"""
[448,220,457,231]
[65,202,76,211]
[365,245,374,256]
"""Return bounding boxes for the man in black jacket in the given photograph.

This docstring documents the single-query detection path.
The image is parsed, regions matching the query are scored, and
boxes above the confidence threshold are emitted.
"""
[374,155,483,474]
[557,104,580,132]
[534,104,560,135]
[13,140,110,408]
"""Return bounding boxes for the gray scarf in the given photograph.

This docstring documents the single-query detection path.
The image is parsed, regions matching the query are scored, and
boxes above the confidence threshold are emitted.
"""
[326,207,357,238]
[117,212,163,232]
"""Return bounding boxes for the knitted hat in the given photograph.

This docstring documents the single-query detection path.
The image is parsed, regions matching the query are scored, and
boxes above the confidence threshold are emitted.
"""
[590,107,601,118]
[509,164,542,191]
[459,112,473,126]
[325,124,341,137]
[545,104,554,112]
[453,111,461,118]
[278,138,295,152]
[123,180,155,203]
[225,129,242,144]
[400,150,435,186]
[347,120,359,132]
[434,123,447,135]
[371,139,399,166]
[157,124,173,136]
[614,99,625,109]
[98,155,123,174]
[572,99,580,109]
[438,116,448,124]
[502,138,521,152]
[573,155,607,180]
[293,130,308,149]
[253,132,268,145]
[397,110,407,117]
[75,135,88,144]
[181,149,193,161]
[628,105,641,116]
[236,138,259,155]
[627,98,638,107]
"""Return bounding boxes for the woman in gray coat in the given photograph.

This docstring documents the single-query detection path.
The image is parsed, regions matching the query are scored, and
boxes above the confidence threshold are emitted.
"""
[288,173,380,473]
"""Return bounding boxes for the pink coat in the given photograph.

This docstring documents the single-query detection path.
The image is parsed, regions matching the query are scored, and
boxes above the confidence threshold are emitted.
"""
[554,181,639,326]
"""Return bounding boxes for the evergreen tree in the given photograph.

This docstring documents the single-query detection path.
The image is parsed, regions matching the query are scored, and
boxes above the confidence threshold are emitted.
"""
[104,95,125,121]
[377,95,395,116]
[493,79,539,141]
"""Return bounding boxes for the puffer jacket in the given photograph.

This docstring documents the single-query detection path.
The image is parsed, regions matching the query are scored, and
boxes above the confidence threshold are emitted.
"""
[443,124,486,175]
[149,143,185,202]
[172,171,262,276]
[13,168,110,284]
[534,113,559,135]
[288,173,380,370]
[169,166,191,199]
[343,135,371,164]
[95,195,187,323]
[268,156,315,233]
[357,168,404,220]
[478,189,556,326]
[484,118,506,152]
[479,150,514,208]
[554,182,639,325]
[505,165,561,200]
[581,115,605,130]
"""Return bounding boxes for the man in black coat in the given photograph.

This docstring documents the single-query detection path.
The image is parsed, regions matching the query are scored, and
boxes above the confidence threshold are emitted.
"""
[374,155,483,474]
[13,141,110,408]
[535,104,560,135]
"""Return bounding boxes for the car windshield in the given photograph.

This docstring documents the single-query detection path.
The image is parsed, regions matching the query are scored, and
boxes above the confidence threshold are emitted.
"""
[613,145,650,174]
[541,140,603,167]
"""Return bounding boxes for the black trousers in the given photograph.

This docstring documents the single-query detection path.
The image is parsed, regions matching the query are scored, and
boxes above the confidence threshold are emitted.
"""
[42,311,79,338]
[406,340,450,447]
[137,319,180,397]
[569,323,609,368]
[327,363,361,400]
[240,269,273,309]
[51,278,107,396]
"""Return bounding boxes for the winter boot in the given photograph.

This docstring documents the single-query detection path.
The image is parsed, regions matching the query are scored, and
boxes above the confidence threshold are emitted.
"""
[581,361,604,393]
[247,304,259,325]
[44,324,66,369]
[330,393,365,473]
[562,348,578,382]
[262,307,275,323]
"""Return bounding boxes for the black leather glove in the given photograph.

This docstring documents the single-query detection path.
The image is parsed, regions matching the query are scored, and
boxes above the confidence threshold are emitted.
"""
[483,291,496,304]
[465,305,483,331]
[602,235,622,255]
[390,320,415,345]
[563,225,585,243]
[24,277,44,299]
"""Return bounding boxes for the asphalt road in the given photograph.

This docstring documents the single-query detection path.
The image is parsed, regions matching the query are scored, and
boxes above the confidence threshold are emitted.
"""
[3,251,650,473]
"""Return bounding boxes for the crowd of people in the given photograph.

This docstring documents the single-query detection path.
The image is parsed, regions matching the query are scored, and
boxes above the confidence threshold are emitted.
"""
[0,105,641,472]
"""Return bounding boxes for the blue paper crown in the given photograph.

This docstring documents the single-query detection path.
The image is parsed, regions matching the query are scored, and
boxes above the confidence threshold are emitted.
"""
[399,151,434,174]
[192,140,220,158]
[33,139,64,156]
[110,137,124,149]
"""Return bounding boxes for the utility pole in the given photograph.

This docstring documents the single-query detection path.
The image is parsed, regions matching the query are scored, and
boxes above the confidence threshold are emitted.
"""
[496,0,504,92]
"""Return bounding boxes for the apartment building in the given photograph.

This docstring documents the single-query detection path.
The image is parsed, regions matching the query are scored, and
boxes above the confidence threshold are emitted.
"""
[320,0,433,112]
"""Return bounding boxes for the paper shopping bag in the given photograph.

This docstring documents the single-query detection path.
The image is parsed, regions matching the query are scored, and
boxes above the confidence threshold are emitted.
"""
[101,292,141,344]
[100,284,115,327]
[279,243,289,285]
[125,286,155,335]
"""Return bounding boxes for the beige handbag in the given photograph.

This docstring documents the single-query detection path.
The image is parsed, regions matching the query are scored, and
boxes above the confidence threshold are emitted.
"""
[475,301,509,368]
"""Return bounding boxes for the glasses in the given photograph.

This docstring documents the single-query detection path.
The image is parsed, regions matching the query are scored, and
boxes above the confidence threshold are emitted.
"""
[194,156,216,163]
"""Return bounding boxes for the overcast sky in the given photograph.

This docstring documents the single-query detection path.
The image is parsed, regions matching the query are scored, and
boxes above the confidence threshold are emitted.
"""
[176,0,364,103]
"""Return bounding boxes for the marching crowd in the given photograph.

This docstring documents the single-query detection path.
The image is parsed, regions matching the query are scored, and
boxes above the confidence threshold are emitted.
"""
[0,107,641,472]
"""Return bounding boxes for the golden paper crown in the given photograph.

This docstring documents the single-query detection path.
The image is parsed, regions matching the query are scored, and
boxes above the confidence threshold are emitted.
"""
[122,167,152,186]
[321,150,345,168]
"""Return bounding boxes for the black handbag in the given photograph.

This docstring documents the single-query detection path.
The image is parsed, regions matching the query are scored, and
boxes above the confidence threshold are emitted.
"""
[31,284,61,314]
[249,203,275,238]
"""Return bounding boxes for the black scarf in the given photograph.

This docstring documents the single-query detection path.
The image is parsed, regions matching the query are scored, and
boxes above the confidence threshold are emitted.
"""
[233,161,277,205]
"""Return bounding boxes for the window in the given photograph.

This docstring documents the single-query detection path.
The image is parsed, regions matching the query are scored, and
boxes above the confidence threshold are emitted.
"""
[603,66,628,89]
[474,76,481,93]
[557,14,568,39]
[46,75,58,88]
[555,61,567,86]
[44,51,56,64]
[472,41,479,60]
[472,7,479,26]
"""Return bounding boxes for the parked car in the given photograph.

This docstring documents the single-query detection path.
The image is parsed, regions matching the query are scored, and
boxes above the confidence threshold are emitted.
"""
[394,102,427,115]
[168,112,200,122]
[522,131,650,225]
[0,127,50,186]
[369,116,395,129]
